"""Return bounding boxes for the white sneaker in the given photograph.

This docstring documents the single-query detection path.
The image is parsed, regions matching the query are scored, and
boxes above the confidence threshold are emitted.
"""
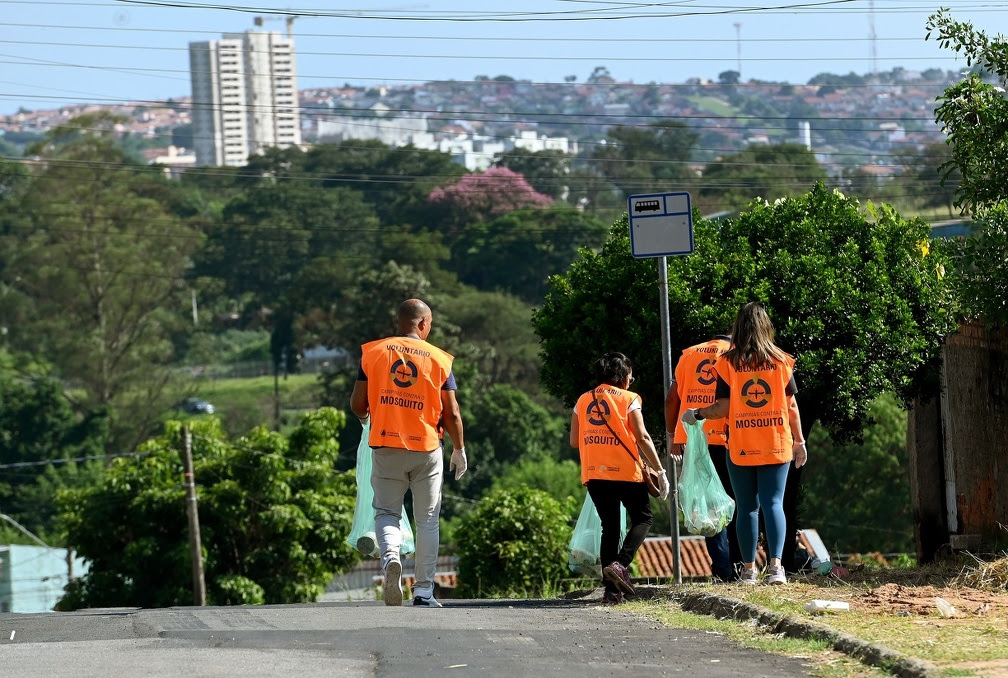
[766,565,787,585]
[383,559,403,606]
[412,593,443,608]
[739,566,759,585]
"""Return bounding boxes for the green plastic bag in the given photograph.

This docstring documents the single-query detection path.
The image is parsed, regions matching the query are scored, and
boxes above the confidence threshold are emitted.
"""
[677,420,736,537]
[567,493,628,577]
[346,422,416,558]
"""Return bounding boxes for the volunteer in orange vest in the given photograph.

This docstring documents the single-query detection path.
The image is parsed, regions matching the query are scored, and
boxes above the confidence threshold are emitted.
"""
[665,332,742,582]
[570,352,669,604]
[682,302,807,586]
[350,298,466,608]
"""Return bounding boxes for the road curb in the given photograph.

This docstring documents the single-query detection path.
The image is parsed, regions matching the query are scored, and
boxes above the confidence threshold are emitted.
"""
[671,591,939,678]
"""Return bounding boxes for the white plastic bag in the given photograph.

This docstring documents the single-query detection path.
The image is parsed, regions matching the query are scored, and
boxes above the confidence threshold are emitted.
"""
[345,422,415,558]
[677,420,736,536]
[567,493,628,577]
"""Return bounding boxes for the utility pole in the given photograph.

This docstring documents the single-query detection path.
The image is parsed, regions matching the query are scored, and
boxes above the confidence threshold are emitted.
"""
[734,22,742,80]
[868,0,878,77]
[180,427,207,606]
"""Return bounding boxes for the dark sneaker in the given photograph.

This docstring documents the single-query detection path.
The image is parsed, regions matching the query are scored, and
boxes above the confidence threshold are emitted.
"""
[603,561,635,596]
[383,559,403,606]
[602,590,624,605]
[412,593,443,608]
[356,535,377,557]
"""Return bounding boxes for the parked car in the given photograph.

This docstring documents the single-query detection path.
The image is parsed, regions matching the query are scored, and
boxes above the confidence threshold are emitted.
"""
[178,397,214,415]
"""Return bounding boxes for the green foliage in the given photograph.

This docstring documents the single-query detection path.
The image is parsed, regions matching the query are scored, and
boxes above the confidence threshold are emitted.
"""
[453,487,572,598]
[926,10,1008,327]
[489,457,585,518]
[699,144,828,212]
[592,121,699,199]
[534,183,957,442]
[181,329,271,365]
[56,408,358,610]
[802,393,913,553]
[493,148,572,200]
[451,205,608,302]
[1,117,202,449]
[452,383,568,499]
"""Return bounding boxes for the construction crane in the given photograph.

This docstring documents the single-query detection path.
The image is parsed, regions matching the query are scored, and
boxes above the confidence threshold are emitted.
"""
[253,14,300,39]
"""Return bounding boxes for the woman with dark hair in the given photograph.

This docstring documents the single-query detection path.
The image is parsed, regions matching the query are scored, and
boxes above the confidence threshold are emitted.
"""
[682,302,807,585]
[570,352,669,604]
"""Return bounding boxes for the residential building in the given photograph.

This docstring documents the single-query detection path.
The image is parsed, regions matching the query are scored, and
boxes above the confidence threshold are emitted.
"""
[0,545,88,613]
[188,30,301,167]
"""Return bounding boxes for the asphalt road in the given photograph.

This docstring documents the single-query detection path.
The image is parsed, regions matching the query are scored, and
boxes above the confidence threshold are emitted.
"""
[0,594,813,677]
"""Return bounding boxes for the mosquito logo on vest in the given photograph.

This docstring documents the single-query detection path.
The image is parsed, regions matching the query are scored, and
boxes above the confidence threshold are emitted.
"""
[390,359,418,388]
[741,377,771,408]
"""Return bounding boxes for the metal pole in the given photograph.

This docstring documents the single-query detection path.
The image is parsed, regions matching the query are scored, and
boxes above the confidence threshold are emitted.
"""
[181,426,207,606]
[658,256,682,585]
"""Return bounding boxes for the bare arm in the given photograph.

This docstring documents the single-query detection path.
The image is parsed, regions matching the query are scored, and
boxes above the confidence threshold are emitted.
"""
[663,380,684,457]
[697,397,729,421]
[349,380,369,420]
[787,394,804,443]
[569,411,579,449]
[440,389,465,449]
[628,409,663,473]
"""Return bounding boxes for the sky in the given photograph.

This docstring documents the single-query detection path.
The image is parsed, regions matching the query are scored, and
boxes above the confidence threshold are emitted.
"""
[1,0,1007,115]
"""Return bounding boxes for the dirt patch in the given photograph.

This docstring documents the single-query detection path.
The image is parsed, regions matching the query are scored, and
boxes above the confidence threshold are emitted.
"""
[854,582,1008,617]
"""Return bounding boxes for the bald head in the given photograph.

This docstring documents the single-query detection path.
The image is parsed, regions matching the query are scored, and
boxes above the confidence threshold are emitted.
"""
[397,298,432,337]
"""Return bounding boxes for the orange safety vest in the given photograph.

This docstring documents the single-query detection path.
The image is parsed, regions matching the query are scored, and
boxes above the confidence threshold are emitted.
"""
[672,337,730,446]
[360,336,454,452]
[575,385,643,484]
[714,354,796,466]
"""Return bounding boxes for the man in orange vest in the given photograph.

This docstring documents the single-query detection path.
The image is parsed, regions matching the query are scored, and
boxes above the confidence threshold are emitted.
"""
[665,334,741,582]
[350,298,466,608]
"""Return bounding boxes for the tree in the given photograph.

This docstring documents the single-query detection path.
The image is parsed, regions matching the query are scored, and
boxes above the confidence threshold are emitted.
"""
[927,9,1008,327]
[428,166,552,225]
[0,374,108,539]
[533,185,956,566]
[718,70,740,85]
[592,121,699,199]
[453,487,573,598]
[451,383,567,499]
[492,148,571,200]
[57,408,357,609]
[450,205,607,301]
[892,143,960,217]
[699,144,827,212]
[4,114,202,449]
[802,393,913,554]
[535,184,955,442]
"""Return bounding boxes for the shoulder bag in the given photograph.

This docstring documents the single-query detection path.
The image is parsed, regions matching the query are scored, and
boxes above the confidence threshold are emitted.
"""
[592,389,662,497]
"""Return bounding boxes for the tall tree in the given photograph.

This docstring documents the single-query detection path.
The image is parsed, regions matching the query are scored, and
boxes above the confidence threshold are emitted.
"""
[592,121,699,198]
[4,114,201,448]
[699,144,827,212]
[57,409,357,609]
[927,9,1008,327]
[492,148,572,200]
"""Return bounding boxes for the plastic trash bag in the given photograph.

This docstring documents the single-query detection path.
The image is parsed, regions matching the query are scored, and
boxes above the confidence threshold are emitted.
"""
[345,422,415,558]
[677,420,736,537]
[567,493,628,577]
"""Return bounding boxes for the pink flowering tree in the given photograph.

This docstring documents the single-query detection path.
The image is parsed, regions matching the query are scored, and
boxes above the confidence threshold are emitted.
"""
[428,166,552,223]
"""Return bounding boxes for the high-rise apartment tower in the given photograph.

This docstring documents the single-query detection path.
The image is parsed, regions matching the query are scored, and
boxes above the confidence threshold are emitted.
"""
[189,31,301,167]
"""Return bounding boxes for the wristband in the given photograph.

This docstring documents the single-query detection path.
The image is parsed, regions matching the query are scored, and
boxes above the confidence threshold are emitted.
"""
[695,408,706,421]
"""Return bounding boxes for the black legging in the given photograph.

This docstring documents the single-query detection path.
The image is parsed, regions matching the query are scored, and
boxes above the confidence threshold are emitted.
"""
[586,479,653,591]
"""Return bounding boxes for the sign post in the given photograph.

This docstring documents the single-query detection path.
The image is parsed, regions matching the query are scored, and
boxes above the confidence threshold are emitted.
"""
[628,191,693,586]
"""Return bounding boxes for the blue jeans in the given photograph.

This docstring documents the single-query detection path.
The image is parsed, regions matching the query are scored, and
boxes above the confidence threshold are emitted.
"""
[726,457,790,562]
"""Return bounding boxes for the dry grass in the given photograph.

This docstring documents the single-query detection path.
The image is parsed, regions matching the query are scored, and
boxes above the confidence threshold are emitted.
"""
[636,554,1008,676]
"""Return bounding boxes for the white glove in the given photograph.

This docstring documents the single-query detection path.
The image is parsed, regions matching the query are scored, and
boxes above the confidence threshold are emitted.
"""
[450,448,467,480]
[681,408,700,426]
[358,414,370,427]
[793,441,808,469]
[659,470,670,501]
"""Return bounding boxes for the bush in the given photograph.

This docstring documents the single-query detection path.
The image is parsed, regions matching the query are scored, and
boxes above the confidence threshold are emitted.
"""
[453,487,572,598]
